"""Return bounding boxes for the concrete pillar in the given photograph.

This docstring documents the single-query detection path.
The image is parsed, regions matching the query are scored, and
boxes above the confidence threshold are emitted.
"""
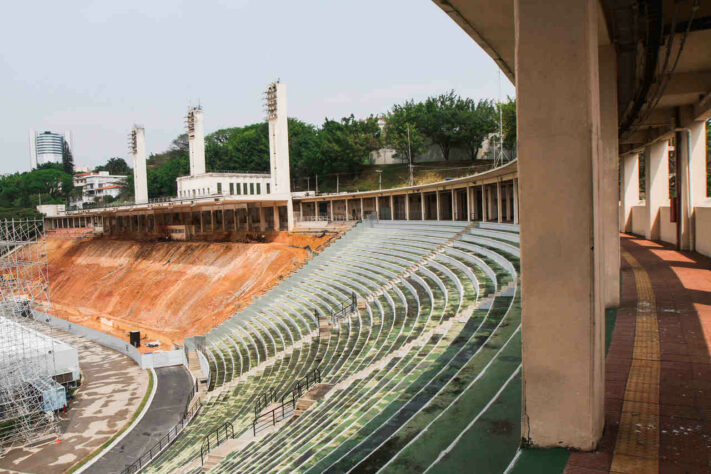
[200,212,204,233]
[375,196,380,219]
[451,189,456,221]
[329,200,334,221]
[420,192,425,220]
[405,194,410,221]
[273,206,280,231]
[436,192,441,221]
[646,140,669,241]
[360,198,364,220]
[679,118,707,251]
[210,210,214,231]
[389,195,394,220]
[598,44,621,308]
[299,202,303,221]
[467,186,472,221]
[188,108,206,176]
[233,209,238,232]
[513,178,519,224]
[496,181,503,223]
[345,199,349,220]
[621,154,640,232]
[259,207,267,231]
[516,0,604,450]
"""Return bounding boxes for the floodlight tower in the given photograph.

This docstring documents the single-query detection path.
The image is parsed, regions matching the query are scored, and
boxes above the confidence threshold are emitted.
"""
[265,81,294,230]
[130,126,148,204]
[187,107,206,176]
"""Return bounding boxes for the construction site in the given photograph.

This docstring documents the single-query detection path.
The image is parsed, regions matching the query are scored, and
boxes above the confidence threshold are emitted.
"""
[1,1,711,473]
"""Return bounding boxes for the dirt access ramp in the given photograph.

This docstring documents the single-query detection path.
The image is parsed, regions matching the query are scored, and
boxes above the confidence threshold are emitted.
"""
[42,231,336,348]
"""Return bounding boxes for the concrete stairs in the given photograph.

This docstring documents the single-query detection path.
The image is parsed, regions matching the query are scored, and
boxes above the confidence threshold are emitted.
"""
[187,349,208,392]
[293,383,334,418]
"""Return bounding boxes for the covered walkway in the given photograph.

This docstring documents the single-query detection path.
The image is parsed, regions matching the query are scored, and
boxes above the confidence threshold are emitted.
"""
[566,235,711,472]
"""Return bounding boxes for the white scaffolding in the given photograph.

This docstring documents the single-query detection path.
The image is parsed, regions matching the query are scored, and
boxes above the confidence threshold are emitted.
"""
[0,218,59,448]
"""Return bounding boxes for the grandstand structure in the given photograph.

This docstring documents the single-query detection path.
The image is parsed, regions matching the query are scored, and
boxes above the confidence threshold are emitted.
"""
[0,218,62,448]
[118,219,520,472]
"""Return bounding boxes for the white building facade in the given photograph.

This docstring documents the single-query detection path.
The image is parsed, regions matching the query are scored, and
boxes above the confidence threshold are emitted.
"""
[176,172,272,199]
[71,171,127,208]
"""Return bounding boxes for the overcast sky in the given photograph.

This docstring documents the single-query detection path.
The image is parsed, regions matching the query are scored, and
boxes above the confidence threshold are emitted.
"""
[0,0,514,174]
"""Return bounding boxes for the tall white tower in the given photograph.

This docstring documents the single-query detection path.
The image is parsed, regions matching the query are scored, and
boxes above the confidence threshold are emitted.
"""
[187,107,206,176]
[265,81,294,230]
[131,126,148,204]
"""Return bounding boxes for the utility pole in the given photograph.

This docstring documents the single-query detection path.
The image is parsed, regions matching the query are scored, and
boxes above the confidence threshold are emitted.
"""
[315,174,319,194]
[336,174,340,194]
[376,170,382,190]
[407,124,414,186]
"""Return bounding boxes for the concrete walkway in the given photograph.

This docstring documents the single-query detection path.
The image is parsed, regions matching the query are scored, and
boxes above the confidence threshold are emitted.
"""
[86,366,194,474]
[566,235,711,473]
[0,328,148,474]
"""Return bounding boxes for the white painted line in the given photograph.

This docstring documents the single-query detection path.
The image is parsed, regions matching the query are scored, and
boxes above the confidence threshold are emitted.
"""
[75,368,158,474]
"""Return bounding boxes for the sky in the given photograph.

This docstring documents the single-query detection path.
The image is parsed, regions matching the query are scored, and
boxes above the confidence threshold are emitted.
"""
[0,0,515,175]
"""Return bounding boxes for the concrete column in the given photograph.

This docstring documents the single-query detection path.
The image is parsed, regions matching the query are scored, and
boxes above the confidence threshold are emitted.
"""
[345,199,349,220]
[420,192,425,220]
[199,212,204,233]
[513,178,519,224]
[496,181,503,223]
[329,200,334,221]
[451,189,456,221]
[646,140,669,241]
[679,118,708,251]
[299,202,303,221]
[259,207,267,231]
[436,192,441,221]
[598,44,621,308]
[405,194,410,220]
[273,206,280,231]
[233,209,238,232]
[389,195,394,220]
[516,0,604,450]
[360,198,364,220]
[488,186,495,221]
[375,196,380,219]
[621,154,640,232]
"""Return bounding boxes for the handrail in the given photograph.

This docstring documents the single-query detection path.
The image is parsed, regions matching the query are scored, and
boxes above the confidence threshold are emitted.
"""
[120,380,201,474]
[200,421,235,466]
[329,293,358,325]
[253,367,321,416]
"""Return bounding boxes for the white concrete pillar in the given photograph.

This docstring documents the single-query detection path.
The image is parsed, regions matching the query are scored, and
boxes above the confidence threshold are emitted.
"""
[646,140,670,241]
[131,126,148,204]
[389,195,394,220]
[679,118,708,251]
[187,108,206,176]
[516,0,604,450]
[496,181,503,223]
[435,192,441,220]
[481,186,487,221]
[621,154,640,232]
[467,186,472,221]
[267,82,291,196]
[329,200,334,221]
[451,189,456,221]
[513,179,519,224]
[375,196,380,220]
[345,199,349,220]
[405,194,410,221]
[360,198,364,220]
[420,192,425,220]
[273,206,280,231]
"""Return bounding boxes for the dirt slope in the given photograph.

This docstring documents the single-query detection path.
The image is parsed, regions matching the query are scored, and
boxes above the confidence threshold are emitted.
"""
[43,233,333,348]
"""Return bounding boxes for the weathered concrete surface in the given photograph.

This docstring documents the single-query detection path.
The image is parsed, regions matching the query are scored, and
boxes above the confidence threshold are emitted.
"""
[86,366,193,474]
[43,232,333,347]
[0,328,148,474]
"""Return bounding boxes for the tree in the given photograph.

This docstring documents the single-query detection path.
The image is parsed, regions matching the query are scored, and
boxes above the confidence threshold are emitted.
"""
[499,97,517,152]
[95,157,131,176]
[61,140,74,174]
[384,101,427,164]
[318,115,382,175]
[458,98,498,160]
[418,91,468,161]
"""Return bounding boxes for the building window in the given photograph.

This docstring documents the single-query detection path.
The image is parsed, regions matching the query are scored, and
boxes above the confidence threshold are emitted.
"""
[236,183,241,195]
[217,183,222,194]
[256,183,261,194]
[229,183,234,195]
[250,183,255,195]
[266,183,270,194]
[242,183,247,195]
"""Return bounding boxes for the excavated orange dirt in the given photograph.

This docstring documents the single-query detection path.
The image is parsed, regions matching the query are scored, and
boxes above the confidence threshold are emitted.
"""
[42,232,335,349]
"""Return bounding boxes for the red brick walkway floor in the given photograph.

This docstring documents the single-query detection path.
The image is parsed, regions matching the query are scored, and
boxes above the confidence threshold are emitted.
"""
[566,235,711,474]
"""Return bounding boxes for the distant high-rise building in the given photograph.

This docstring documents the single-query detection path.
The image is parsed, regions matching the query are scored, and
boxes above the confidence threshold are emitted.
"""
[29,130,72,168]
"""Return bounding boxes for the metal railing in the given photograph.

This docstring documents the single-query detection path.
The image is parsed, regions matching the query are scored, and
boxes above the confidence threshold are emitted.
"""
[330,293,358,325]
[121,382,201,474]
[199,421,234,466]
[251,367,322,436]
[253,368,321,417]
